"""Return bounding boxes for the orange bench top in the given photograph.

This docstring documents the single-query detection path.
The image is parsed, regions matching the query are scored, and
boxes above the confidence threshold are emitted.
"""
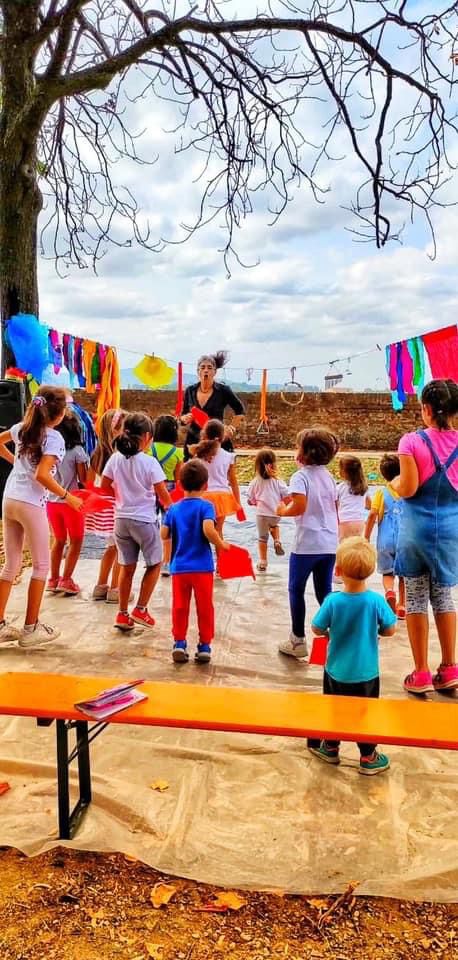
[0,672,456,750]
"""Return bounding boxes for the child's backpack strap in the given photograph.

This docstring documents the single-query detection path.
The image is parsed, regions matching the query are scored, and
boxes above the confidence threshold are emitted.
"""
[152,444,177,467]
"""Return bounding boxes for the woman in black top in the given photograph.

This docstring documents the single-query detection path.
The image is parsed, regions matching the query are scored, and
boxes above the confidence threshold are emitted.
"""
[180,351,245,460]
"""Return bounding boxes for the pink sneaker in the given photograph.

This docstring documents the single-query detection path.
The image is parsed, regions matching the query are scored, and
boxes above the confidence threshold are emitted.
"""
[403,670,434,694]
[57,577,81,595]
[433,664,458,691]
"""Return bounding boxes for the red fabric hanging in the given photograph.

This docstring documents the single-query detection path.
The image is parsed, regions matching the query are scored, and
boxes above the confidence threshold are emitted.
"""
[175,362,183,416]
[422,325,458,381]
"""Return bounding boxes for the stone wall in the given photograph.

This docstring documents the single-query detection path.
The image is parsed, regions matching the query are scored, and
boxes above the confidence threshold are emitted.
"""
[74,389,422,451]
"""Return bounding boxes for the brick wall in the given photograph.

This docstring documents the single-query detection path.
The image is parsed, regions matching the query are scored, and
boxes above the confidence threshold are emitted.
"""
[74,389,422,450]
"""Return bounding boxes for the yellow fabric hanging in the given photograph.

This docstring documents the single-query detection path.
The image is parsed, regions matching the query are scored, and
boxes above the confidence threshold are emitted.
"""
[96,347,121,427]
[82,340,97,393]
[133,354,175,390]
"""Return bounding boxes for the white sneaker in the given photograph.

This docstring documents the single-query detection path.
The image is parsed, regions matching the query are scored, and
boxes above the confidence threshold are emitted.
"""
[18,622,60,648]
[278,633,308,659]
[0,620,21,644]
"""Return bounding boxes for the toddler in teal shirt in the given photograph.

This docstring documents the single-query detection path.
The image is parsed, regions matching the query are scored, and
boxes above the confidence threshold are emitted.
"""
[308,536,396,775]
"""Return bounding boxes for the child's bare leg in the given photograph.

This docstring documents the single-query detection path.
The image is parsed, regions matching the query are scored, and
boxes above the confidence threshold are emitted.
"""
[50,539,66,581]
[162,538,172,565]
[406,613,430,672]
[258,540,268,565]
[110,558,120,590]
[62,538,83,580]
[270,525,281,544]
[383,574,395,594]
[118,563,135,611]
[97,544,117,587]
[398,577,406,609]
[433,611,456,665]
[137,563,161,609]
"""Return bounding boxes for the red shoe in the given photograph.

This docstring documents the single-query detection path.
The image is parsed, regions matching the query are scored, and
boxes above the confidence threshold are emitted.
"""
[114,611,135,631]
[46,578,60,593]
[58,577,81,596]
[131,607,155,628]
[396,605,406,620]
[385,590,397,614]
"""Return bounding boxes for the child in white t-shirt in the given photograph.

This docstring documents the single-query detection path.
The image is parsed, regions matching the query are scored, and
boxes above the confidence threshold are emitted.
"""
[190,419,241,544]
[0,386,82,647]
[247,448,289,571]
[336,456,371,540]
[276,428,339,659]
[102,413,172,632]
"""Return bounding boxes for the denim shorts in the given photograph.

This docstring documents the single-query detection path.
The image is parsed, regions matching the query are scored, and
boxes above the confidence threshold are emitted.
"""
[377,547,396,575]
[114,518,161,567]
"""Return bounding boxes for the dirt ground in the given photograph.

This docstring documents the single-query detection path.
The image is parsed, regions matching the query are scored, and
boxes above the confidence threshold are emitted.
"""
[0,848,456,960]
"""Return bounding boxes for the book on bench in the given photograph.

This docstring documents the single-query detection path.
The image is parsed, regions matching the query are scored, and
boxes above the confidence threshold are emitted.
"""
[75,680,147,720]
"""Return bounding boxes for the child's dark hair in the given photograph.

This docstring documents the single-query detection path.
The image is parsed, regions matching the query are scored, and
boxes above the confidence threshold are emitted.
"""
[55,410,83,450]
[255,448,276,480]
[297,428,339,466]
[115,412,153,459]
[379,454,400,482]
[340,456,368,495]
[18,385,67,465]
[193,418,224,462]
[421,379,458,430]
[154,415,178,446]
[180,459,208,492]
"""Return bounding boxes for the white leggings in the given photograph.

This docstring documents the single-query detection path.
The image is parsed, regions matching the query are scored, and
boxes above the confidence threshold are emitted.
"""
[0,498,50,582]
[405,574,455,616]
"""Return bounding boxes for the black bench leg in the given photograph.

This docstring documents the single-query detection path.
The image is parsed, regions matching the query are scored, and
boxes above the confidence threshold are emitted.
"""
[56,719,71,840]
[56,720,92,840]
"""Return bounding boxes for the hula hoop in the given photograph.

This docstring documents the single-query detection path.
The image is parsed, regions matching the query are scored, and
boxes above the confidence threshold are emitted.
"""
[281,367,304,407]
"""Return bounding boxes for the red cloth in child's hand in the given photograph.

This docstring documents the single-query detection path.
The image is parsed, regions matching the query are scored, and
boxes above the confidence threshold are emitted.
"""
[217,545,256,580]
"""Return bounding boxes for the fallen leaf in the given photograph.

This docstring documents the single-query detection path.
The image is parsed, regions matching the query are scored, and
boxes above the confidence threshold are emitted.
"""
[146,944,163,959]
[309,898,329,910]
[150,780,169,793]
[0,782,10,797]
[124,854,138,863]
[212,891,246,911]
[150,882,176,909]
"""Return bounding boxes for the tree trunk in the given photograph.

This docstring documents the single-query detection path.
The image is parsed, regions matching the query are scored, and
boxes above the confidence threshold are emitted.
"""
[0,2,42,376]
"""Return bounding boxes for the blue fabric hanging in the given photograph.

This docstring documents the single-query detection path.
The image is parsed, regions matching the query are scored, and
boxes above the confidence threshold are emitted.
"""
[6,314,49,382]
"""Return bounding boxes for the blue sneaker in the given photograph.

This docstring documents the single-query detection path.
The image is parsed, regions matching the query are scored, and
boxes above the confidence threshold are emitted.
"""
[172,640,189,663]
[359,751,390,776]
[195,643,212,663]
[308,743,340,765]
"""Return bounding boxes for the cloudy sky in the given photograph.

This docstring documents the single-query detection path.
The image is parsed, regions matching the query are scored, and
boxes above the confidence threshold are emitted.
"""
[38,1,458,391]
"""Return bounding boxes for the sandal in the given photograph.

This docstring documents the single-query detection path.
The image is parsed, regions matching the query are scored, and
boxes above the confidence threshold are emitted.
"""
[274,540,285,556]
[257,561,267,572]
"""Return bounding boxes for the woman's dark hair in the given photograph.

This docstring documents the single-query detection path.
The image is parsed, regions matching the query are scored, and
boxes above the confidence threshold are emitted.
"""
[297,428,339,466]
[380,454,400,482]
[340,456,368,495]
[255,448,277,480]
[197,350,229,371]
[18,385,67,465]
[115,412,153,459]
[192,418,225,461]
[154,414,178,446]
[55,410,83,450]
[180,459,208,492]
[421,379,458,430]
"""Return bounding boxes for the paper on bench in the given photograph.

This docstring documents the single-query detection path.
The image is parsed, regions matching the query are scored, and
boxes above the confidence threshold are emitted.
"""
[75,681,147,720]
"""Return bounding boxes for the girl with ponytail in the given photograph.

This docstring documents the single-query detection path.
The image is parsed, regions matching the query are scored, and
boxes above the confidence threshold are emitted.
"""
[101,413,173,632]
[0,385,82,647]
[394,378,458,693]
[190,418,241,544]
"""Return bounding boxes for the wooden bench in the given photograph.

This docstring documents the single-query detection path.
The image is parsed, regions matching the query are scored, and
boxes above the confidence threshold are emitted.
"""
[0,671,456,840]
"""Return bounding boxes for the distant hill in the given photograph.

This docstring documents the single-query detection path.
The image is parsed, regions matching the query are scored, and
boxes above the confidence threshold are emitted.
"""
[120,369,319,392]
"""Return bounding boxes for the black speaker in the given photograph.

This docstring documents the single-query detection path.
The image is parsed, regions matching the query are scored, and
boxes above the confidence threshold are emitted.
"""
[0,380,26,513]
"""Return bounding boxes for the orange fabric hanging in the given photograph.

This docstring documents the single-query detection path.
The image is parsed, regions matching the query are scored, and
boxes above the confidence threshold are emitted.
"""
[257,369,269,435]
[82,340,97,393]
[96,347,121,427]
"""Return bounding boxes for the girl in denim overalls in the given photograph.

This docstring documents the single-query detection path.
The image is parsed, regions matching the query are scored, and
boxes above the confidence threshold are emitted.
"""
[394,380,458,694]
[365,454,405,618]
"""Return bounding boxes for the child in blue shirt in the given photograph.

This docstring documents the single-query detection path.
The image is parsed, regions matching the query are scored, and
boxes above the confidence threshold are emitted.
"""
[307,536,396,775]
[161,459,229,664]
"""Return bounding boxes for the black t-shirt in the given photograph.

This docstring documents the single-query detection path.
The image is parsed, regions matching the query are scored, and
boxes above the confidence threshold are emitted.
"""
[182,381,245,459]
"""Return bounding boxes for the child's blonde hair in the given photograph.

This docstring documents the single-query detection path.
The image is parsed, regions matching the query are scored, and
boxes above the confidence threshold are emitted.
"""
[336,536,376,581]
[91,408,125,475]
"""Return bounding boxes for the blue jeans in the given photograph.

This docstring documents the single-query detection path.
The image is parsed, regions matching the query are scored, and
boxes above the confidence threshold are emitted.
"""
[289,552,335,638]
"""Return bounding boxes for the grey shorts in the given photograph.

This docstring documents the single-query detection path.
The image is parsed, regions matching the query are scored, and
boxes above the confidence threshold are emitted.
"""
[114,518,162,567]
[256,515,278,543]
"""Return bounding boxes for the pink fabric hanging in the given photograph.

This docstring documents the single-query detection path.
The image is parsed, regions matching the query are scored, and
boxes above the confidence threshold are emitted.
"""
[400,340,415,394]
[422,325,458,381]
[388,343,398,390]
